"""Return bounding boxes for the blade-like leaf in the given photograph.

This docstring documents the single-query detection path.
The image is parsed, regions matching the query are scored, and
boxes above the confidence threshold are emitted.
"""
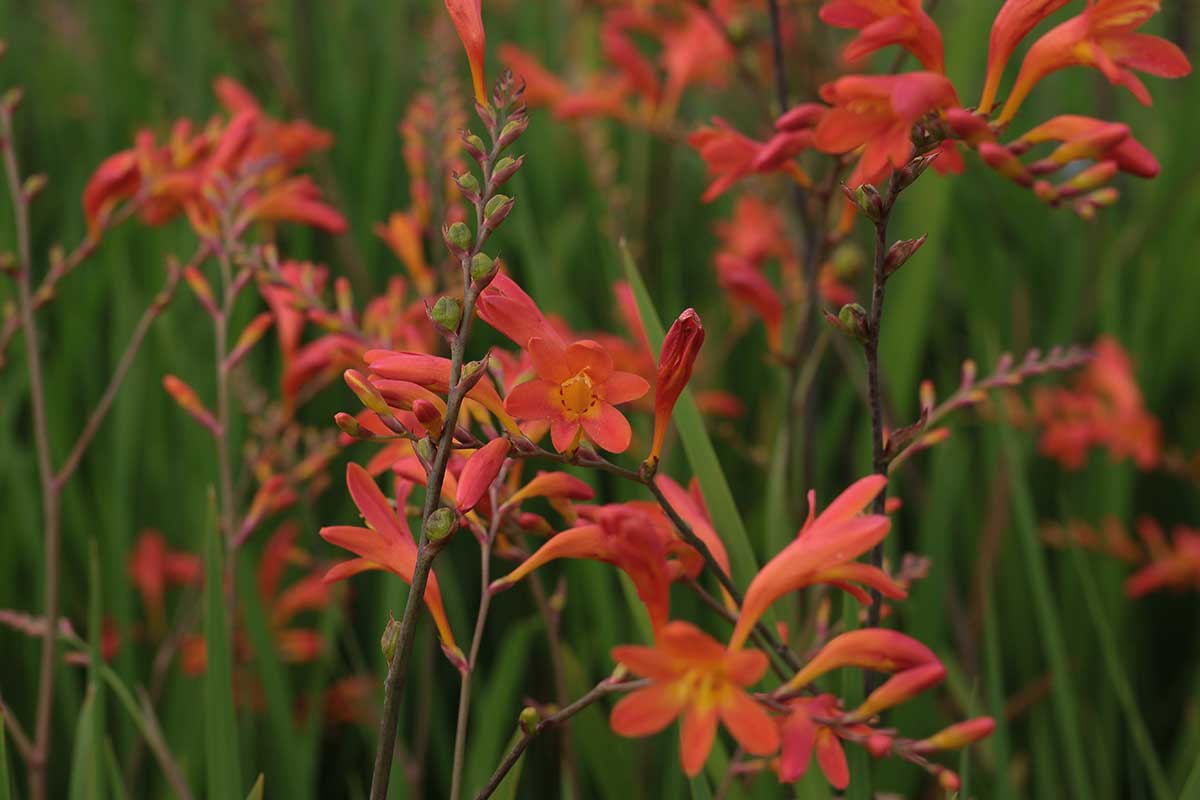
[245,774,265,800]
[204,492,242,798]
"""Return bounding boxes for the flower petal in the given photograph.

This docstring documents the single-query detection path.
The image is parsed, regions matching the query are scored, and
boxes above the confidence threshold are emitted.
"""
[679,706,719,776]
[581,402,633,453]
[610,684,686,737]
[718,690,779,756]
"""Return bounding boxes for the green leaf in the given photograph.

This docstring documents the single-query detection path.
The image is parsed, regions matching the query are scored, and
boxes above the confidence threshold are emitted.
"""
[998,432,1095,799]
[204,492,242,798]
[490,728,528,800]
[102,738,129,800]
[245,774,265,800]
[1182,753,1200,800]
[68,685,103,800]
[1068,545,1171,800]
[688,773,714,800]
[619,242,760,590]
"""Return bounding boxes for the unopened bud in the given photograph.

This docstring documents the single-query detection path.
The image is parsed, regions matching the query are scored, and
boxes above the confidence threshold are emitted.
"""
[830,243,863,278]
[470,252,496,282]
[842,183,884,221]
[865,734,892,758]
[484,194,513,226]
[334,412,368,438]
[883,235,927,278]
[497,117,528,149]
[22,174,47,200]
[455,171,480,195]
[380,617,401,662]
[912,717,996,753]
[835,303,869,343]
[344,369,391,416]
[464,133,487,158]
[412,399,443,436]
[518,706,541,734]
[937,769,961,792]
[335,276,353,316]
[430,296,462,332]
[894,150,939,192]
[491,154,523,188]
[446,221,472,251]
[424,507,457,542]
[415,437,435,464]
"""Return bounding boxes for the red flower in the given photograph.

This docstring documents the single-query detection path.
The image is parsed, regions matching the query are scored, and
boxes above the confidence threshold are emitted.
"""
[445,0,488,106]
[820,0,945,73]
[320,464,465,668]
[1010,114,1159,177]
[1125,520,1200,597]
[729,476,903,650]
[649,310,705,464]
[504,337,649,453]
[997,0,1191,125]
[689,119,812,202]
[979,0,1071,113]
[814,72,959,187]
[128,529,201,635]
[456,438,511,512]
[610,621,779,776]
[490,502,702,629]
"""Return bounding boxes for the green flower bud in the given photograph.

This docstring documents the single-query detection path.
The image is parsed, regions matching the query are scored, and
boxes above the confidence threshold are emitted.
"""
[518,706,541,734]
[447,221,472,251]
[380,617,401,662]
[485,194,511,219]
[424,507,457,542]
[455,172,480,194]
[431,296,462,332]
[470,253,495,282]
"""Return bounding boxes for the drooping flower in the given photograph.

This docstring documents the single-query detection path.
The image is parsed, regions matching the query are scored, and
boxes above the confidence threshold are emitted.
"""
[490,502,702,629]
[819,0,945,73]
[814,72,959,186]
[445,0,488,106]
[456,438,511,512]
[997,0,1191,125]
[610,621,779,776]
[649,310,705,464]
[979,0,1071,113]
[504,337,650,453]
[1010,115,1159,177]
[729,476,903,650]
[320,463,465,668]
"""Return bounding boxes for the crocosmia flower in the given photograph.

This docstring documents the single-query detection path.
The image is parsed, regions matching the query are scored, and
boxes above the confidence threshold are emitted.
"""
[649,309,705,464]
[609,621,779,776]
[445,0,488,106]
[1125,519,1200,597]
[320,464,464,668]
[729,476,903,650]
[997,0,1191,124]
[819,0,945,73]
[504,337,650,453]
[979,0,1071,113]
[814,72,958,186]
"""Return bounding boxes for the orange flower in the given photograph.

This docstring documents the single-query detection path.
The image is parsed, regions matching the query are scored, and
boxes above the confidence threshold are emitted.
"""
[375,212,435,296]
[610,621,779,776]
[1125,520,1200,597]
[456,438,511,512]
[979,0,1071,113]
[445,0,488,106]
[819,0,945,73]
[128,529,201,635]
[714,254,784,352]
[729,476,903,650]
[320,464,465,668]
[1033,336,1160,469]
[497,45,570,108]
[649,310,705,464]
[490,502,702,629]
[998,0,1191,125]
[476,271,564,349]
[1010,114,1159,177]
[689,119,812,202]
[814,72,958,187]
[504,337,650,453]
[778,694,867,787]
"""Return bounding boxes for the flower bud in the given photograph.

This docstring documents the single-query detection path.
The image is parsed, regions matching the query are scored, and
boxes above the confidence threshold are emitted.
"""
[163,375,221,436]
[833,303,869,344]
[22,173,47,201]
[224,312,273,370]
[470,252,497,283]
[894,151,940,193]
[445,221,472,252]
[412,399,443,438]
[497,117,528,150]
[978,142,1032,186]
[648,309,704,464]
[430,296,462,333]
[912,717,996,753]
[380,616,401,662]
[184,266,218,317]
[518,706,541,734]
[841,182,884,221]
[491,154,523,187]
[455,171,480,195]
[851,662,945,720]
[937,768,961,792]
[463,132,487,161]
[334,412,369,439]
[415,437,435,465]
[883,235,928,278]
[483,194,514,228]
[865,734,892,758]
[424,507,457,542]
[344,370,392,417]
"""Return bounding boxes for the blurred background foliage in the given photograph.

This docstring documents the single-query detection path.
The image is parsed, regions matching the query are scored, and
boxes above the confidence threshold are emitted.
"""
[1,0,1198,797]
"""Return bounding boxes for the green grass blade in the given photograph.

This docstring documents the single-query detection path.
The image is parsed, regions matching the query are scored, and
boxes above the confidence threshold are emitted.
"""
[102,739,129,800]
[1067,546,1171,800]
[68,685,103,800]
[619,242,760,590]
[999,433,1095,799]
[204,492,242,798]
[1182,753,1200,800]
[0,710,11,800]
[688,773,714,800]
[490,728,528,800]
[245,773,265,800]
[982,582,1015,800]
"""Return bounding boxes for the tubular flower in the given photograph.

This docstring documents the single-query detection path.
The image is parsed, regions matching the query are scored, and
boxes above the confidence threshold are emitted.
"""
[504,337,650,453]
[819,0,945,73]
[445,0,488,106]
[649,310,705,464]
[912,717,997,753]
[1010,114,1159,177]
[501,470,595,511]
[456,438,511,512]
[610,621,779,776]
[490,502,702,629]
[320,464,465,669]
[979,0,1071,113]
[998,0,1191,125]
[476,271,564,348]
[778,694,869,787]
[375,212,435,296]
[1125,520,1200,597]
[814,72,959,186]
[729,476,903,650]
[128,530,201,636]
[714,254,785,352]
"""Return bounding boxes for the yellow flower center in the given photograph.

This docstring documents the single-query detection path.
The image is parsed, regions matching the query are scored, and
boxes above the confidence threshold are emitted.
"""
[559,372,596,417]
[675,666,731,713]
